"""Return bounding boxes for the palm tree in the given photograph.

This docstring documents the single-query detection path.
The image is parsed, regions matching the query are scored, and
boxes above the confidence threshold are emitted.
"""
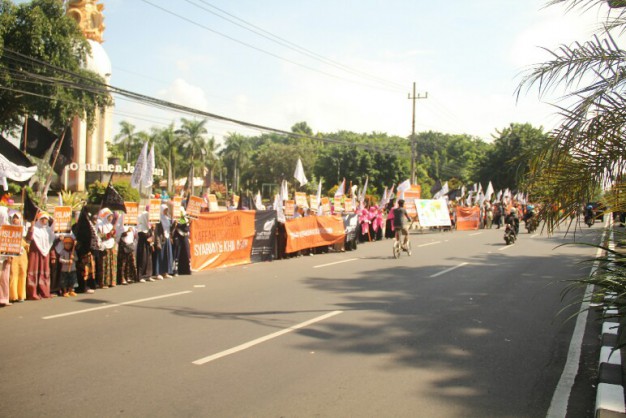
[221,133,251,193]
[517,0,626,231]
[176,118,209,195]
[152,123,178,193]
[113,121,138,163]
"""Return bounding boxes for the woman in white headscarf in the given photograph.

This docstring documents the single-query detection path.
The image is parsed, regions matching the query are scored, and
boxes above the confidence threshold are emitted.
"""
[0,207,11,306]
[8,211,28,303]
[153,204,173,279]
[26,211,55,300]
[96,208,117,288]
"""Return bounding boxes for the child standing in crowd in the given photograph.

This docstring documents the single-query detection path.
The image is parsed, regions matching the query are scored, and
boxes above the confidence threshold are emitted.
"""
[26,212,55,300]
[9,211,27,303]
[117,226,137,285]
[56,236,77,297]
[96,208,117,288]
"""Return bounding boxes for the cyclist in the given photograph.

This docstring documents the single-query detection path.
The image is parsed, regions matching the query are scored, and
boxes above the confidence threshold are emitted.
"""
[392,199,413,252]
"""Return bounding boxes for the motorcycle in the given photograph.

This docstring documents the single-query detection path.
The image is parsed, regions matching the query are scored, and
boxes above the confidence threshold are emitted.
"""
[525,216,538,234]
[504,223,516,245]
[584,213,594,227]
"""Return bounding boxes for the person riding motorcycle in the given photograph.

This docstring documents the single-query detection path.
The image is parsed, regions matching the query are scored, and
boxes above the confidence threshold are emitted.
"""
[585,204,595,223]
[504,208,520,236]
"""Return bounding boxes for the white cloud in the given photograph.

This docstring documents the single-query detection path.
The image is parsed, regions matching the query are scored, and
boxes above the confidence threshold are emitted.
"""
[157,78,210,112]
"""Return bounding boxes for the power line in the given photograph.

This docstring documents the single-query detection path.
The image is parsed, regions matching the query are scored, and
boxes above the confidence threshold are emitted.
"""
[184,0,405,91]
[1,48,406,156]
[139,0,405,94]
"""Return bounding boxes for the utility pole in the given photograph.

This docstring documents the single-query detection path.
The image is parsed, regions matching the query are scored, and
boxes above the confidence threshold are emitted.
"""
[408,82,428,184]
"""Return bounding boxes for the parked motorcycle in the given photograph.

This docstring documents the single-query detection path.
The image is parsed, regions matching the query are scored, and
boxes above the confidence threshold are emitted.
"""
[504,224,516,245]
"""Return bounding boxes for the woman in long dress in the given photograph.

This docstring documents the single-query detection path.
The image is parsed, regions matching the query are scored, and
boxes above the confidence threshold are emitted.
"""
[172,208,191,276]
[26,212,55,300]
[96,208,117,288]
[0,207,11,306]
[9,211,28,302]
[153,204,173,279]
[136,208,154,282]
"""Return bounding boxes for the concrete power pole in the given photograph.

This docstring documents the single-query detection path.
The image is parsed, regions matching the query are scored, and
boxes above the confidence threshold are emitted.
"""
[408,82,428,184]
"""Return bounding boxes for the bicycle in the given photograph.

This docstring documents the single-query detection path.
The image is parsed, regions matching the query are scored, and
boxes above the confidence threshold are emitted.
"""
[393,229,412,259]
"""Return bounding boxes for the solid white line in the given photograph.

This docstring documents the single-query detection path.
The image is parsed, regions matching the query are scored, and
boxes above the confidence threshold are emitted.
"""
[429,262,469,278]
[418,241,441,247]
[42,291,193,320]
[192,310,344,365]
[546,219,610,418]
[498,245,513,251]
[313,258,359,269]
[469,232,483,236]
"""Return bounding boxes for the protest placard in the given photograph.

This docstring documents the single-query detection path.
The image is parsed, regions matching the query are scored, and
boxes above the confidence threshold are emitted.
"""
[187,196,204,219]
[149,198,161,222]
[124,202,139,225]
[53,206,72,233]
[0,225,23,256]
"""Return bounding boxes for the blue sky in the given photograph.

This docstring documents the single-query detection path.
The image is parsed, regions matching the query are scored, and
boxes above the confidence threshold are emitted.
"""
[83,1,608,141]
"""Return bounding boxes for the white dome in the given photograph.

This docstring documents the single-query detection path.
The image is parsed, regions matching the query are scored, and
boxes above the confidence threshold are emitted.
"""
[84,39,111,80]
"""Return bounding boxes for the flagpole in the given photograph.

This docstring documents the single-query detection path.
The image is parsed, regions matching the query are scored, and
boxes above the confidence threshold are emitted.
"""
[41,123,70,206]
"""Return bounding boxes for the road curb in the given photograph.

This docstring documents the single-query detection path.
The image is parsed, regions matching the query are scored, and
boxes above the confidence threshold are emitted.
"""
[596,298,626,418]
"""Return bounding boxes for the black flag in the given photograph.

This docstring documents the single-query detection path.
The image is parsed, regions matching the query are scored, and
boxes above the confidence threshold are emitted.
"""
[20,118,57,159]
[51,127,74,176]
[447,188,463,201]
[430,179,442,196]
[101,184,127,213]
[72,206,99,252]
[23,192,40,223]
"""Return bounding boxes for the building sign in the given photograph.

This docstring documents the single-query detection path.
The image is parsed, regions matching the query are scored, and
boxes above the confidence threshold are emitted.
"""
[67,162,164,176]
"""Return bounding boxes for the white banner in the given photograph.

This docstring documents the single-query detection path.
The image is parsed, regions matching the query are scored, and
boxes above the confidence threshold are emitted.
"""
[415,199,451,227]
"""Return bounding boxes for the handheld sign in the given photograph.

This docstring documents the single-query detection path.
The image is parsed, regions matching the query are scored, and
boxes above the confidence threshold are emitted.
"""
[187,196,204,219]
[295,192,309,209]
[0,225,23,256]
[321,197,331,215]
[124,202,139,225]
[149,199,161,222]
[344,199,354,213]
[172,196,182,219]
[207,194,219,212]
[309,195,319,213]
[53,206,72,233]
[284,200,295,218]
[232,195,240,209]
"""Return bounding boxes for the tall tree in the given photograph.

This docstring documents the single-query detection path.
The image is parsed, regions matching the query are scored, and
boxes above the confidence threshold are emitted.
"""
[177,118,209,194]
[221,133,251,192]
[517,0,626,228]
[113,121,138,164]
[0,0,111,133]
[152,123,177,193]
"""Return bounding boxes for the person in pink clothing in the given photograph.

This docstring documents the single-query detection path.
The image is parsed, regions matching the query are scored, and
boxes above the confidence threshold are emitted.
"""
[358,206,371,242]
[370,205,384,241]
[0,207,11,307]
[385,200,396,239]
[26,212,55,300]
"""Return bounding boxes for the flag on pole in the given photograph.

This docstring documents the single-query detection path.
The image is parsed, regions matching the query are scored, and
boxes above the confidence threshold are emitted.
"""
[293,157,308,186]
[102,184,127,213]
[0,134,37,186]
[380,187,389,207]
[254,191,264,210]
[316,179,322,202]
[51,127,74,176]
[20,118,57,159]
[280,179,289,202]
[485,181,494,203]
[142,144,155,188]
[334,178,345,199]
[397,179,411,199]
[130,142,148,190]
[23,192,41,223]
[434,181,449,199]
[359,176,368,204]
[430,179,442,197]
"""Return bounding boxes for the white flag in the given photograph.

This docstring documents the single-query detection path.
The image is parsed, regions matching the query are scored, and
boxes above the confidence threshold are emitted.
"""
[131,142,148,190]
[397,179,411,199]
[334,179,345,199]
[485,181,494,202]
[380,187,389,207]
[434,181,449,199]
[294,158,308,186]
[141,144,155,188]
[316,179,322,202]
[254,191,264,210]
[280,179,289,203]
[359,177,368,203]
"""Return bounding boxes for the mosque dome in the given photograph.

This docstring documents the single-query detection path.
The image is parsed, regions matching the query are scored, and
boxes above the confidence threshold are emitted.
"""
[84,39,111,80]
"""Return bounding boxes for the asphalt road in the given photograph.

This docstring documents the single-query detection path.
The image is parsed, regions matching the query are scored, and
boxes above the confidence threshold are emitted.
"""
[0,222,606,417]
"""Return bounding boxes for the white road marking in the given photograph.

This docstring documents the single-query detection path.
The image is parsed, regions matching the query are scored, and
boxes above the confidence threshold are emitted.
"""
[498,245,513,251]
[546,219,610,418]
[194,285,206,288]
[313,258,359,269]
[469,232,483,236]
[42,291,193,320]
[429,262,469,278]
[192,310,344,365]
[418,241,441,247]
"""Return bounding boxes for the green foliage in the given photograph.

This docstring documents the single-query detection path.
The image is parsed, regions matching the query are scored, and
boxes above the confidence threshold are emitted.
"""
[87,180,139,204]
[0,0,112,133]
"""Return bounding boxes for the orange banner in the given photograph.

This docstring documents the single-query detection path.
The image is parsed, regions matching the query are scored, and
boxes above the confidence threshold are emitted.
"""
[285,215,345,254]
[54,206,72,233]
[149,199,161,222]
[456,206,481,230]
[0,225,23,256]
[190,211,255,271]
[124,202,139,225]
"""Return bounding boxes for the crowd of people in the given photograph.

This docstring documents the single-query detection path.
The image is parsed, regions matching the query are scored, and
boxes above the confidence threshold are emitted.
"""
[0,202,192,307]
